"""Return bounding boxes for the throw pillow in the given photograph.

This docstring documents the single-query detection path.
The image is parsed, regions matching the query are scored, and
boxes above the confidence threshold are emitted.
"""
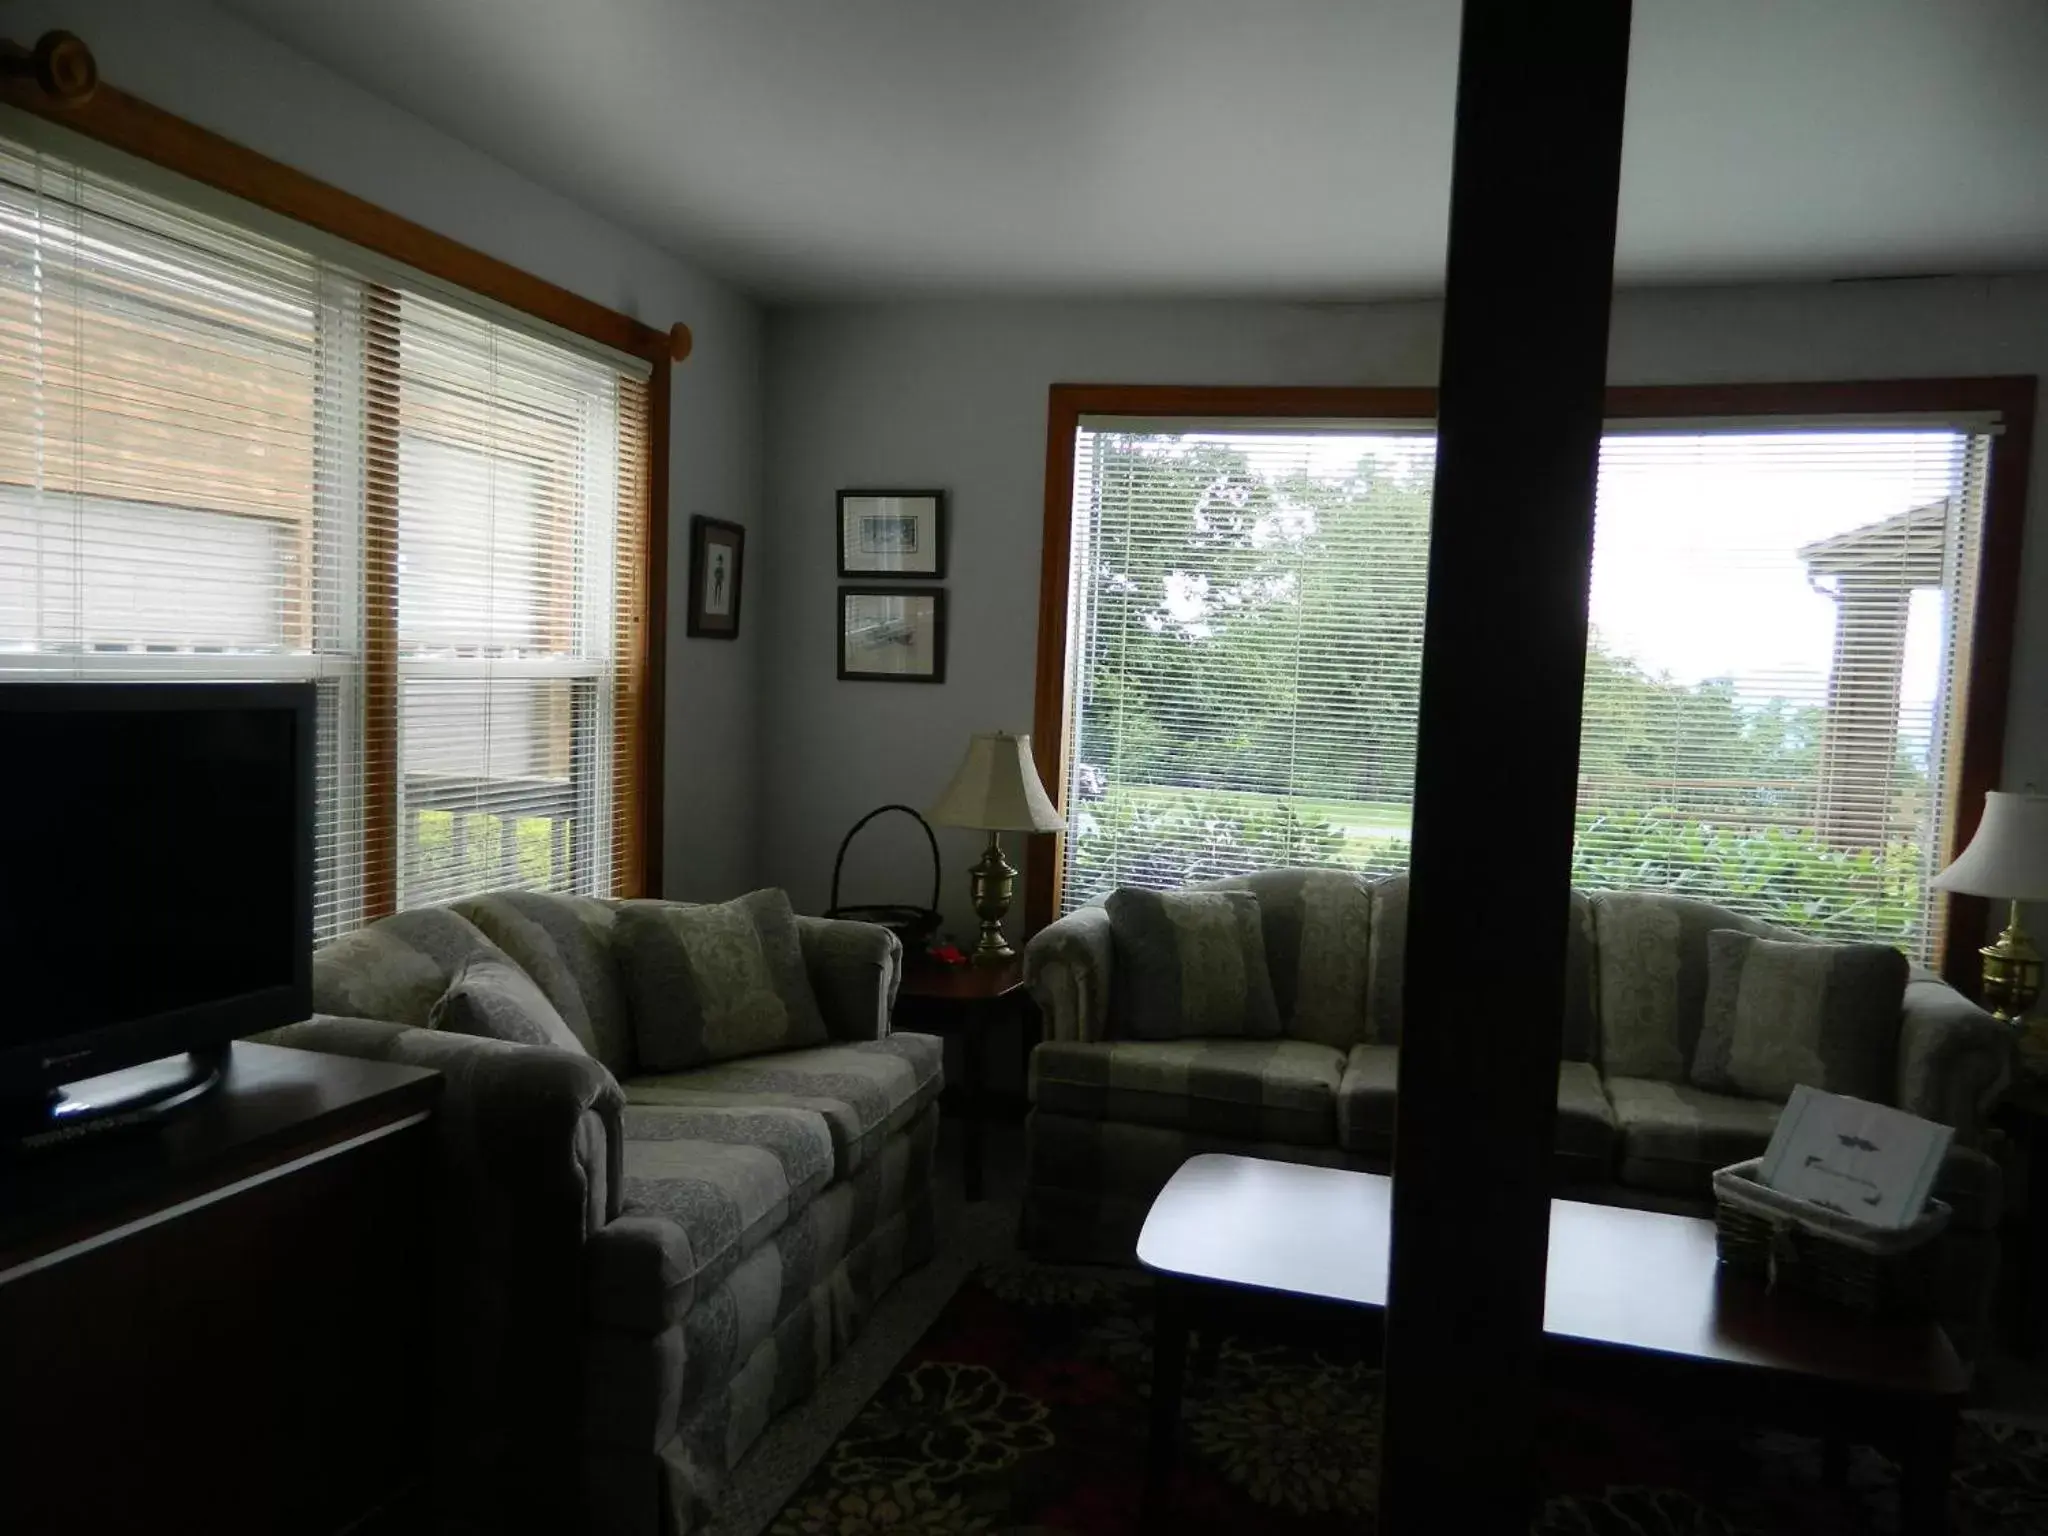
[1106,886,1283,1040]
[429,954,588,1056]
[1195,869,1374,1050]
[616,889,829,1072]
[1690,929,1909,1103]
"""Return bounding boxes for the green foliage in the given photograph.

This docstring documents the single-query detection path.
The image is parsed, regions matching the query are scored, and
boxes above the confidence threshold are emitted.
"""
[408,809,567,891]
[1571,809,1924,945]
[1065,431,1935,950]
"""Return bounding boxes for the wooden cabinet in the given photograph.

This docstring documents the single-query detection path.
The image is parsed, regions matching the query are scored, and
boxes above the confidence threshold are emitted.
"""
[0,1043,440,1535]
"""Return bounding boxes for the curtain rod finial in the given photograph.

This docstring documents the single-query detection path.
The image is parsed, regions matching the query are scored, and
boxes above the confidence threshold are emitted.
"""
[669,322,693,363]
[2,31,99,106]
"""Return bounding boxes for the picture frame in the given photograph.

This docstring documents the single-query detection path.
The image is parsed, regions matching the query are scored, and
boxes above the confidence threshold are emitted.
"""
[686,515,745,639]
[838,586,947,684]
[837,489,946,578]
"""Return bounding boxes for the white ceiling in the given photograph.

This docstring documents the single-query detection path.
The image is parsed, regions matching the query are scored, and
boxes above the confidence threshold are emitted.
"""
[217,0,2048,302]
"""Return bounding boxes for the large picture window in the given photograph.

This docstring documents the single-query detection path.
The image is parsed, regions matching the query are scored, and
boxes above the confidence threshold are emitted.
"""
[1040,387,2029,968]
[0,130,653,938]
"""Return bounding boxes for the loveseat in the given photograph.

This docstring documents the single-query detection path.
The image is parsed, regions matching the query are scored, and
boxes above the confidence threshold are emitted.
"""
[264,889,941,1536]
[1021,870,2013,1328]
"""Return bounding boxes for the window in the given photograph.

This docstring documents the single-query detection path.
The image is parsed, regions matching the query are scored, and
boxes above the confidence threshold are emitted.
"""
[0,131,652,938]
[1044,390,2023,965]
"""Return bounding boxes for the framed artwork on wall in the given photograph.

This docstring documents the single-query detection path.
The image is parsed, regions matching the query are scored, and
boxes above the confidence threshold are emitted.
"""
[686,515,745,638]
[838,489,946,578]
[839,586,947,683]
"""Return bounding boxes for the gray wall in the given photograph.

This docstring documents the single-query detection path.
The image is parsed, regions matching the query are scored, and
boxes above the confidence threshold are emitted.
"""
[3,0,766,899]
[762,280,2048,941]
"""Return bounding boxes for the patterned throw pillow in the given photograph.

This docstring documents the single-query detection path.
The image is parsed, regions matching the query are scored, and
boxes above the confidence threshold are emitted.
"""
[616,889,830,1072]
[429,954,589,1056]
[1105,887,1283,1041]
[1690,929,1909,1104]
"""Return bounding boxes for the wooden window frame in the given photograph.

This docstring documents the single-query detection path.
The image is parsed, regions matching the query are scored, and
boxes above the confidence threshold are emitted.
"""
[2,51,679,905]
[1029,377,2036,992]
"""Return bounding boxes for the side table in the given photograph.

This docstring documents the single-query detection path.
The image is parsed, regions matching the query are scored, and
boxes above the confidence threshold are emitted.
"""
[1995,1068,2048,1357]
[894,953,1027,1201]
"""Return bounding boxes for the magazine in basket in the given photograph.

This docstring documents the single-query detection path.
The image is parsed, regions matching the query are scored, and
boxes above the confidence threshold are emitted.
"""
[1759,1084,1952,1230]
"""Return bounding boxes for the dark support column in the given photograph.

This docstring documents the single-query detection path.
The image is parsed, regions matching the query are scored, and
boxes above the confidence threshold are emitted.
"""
[1379,4,1633,1532]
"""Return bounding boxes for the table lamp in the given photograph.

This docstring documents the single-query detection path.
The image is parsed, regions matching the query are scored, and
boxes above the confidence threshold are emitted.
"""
[928,730,1066,963]
[1931,791,2048,1022]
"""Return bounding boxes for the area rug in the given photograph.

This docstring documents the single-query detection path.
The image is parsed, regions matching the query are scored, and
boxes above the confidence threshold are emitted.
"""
[762,1258,2048,1535]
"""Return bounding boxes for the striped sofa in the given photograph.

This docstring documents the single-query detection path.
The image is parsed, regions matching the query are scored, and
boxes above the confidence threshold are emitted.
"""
[1021,870,2013,1330]
[264,891,940,1536]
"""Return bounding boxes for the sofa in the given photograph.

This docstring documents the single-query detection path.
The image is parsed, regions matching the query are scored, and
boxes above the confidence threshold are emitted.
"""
[262,890,941,1536]
[1021,869,2013,1329]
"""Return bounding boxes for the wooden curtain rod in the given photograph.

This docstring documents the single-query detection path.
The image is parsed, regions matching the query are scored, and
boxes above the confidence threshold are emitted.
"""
[0,31,694,367]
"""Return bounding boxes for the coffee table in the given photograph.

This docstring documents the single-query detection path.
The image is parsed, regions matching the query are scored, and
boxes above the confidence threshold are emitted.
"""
[1138,1154,1966,1531]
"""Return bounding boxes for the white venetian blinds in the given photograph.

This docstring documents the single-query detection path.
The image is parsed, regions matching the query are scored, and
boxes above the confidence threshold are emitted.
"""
[389,291,645,908]
[1060,424,1435,905]
[0,128,651,938]
[1576,429,1988,957]
[0,137,369,939]
[1058,418,1993,961]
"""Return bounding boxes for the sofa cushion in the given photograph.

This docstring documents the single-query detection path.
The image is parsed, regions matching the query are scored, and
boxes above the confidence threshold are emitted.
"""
[1031,1038,1343,1147]
[1591,892,1795,1082]
[1690,930,1908,1104]
[1195,869,1374,1049]
[1606,1075,1783,1195]
[607,1103,837,1307]
[312,906,512,1027]
[453,891,635,1075]
[429,954,588,1055]
[1334,1045,1616,1167]
[622,1033,943,1179]
[616,890,829,1072]
[1367,877,1599,1059]
[1106,887,1282,1040]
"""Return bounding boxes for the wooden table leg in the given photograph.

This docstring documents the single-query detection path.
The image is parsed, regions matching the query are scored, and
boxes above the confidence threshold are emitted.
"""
[962,1005,986,1203]
[1898,1402,1957,1536]
[2023,1115,2048,1358]
[1146,1279,1191,1518]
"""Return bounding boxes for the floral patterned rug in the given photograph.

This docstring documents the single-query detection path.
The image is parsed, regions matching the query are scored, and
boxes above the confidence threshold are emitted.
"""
[766,1259,2048,1535]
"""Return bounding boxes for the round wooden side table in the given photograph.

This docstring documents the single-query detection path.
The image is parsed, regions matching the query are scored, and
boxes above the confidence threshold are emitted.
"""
[894,953,1026,1201]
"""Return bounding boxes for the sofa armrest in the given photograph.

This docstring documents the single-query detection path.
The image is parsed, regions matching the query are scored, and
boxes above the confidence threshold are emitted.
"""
[1896,976,2016,1145]
[1024,906,1114,1043]
[266,1015,626,1229]
[259,1014,626,1527]
[797,916,903,1040]
[585,1213,697,1333]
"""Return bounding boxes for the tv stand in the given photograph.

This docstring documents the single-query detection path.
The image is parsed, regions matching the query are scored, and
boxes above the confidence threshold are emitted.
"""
[0,1041,441,1534]
[1,1044,228,1149]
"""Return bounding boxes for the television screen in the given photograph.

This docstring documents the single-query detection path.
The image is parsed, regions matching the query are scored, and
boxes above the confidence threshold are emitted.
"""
[0,683,313,1096]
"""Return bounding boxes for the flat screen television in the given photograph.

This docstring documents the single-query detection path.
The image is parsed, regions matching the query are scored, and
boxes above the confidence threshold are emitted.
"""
[0,682,314,1127]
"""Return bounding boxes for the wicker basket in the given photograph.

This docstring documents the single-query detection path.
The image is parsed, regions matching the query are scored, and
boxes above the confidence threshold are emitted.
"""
[1710,1158,1950,1319]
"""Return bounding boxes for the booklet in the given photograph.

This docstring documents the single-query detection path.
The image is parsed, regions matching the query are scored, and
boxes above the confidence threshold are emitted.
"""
[1759,1085,1952,1230]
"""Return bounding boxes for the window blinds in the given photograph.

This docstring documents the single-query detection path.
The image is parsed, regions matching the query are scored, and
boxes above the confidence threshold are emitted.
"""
[0,131,650,938]
[388,291,644,908]
[1058,421,1992,961]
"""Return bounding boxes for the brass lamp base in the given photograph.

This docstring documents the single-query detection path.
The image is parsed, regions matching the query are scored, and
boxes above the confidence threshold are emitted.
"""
[965,831,1017,964]
[1981,899,2043,1023]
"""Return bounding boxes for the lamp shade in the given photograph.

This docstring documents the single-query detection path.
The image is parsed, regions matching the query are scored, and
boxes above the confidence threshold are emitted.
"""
[1931,791,2048,901]
[928,731,1067,834]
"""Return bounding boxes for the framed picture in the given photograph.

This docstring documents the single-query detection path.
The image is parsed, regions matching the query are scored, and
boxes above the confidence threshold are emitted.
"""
[838,586,947,683]
[686,515,744,638]
[838,489,946,578]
